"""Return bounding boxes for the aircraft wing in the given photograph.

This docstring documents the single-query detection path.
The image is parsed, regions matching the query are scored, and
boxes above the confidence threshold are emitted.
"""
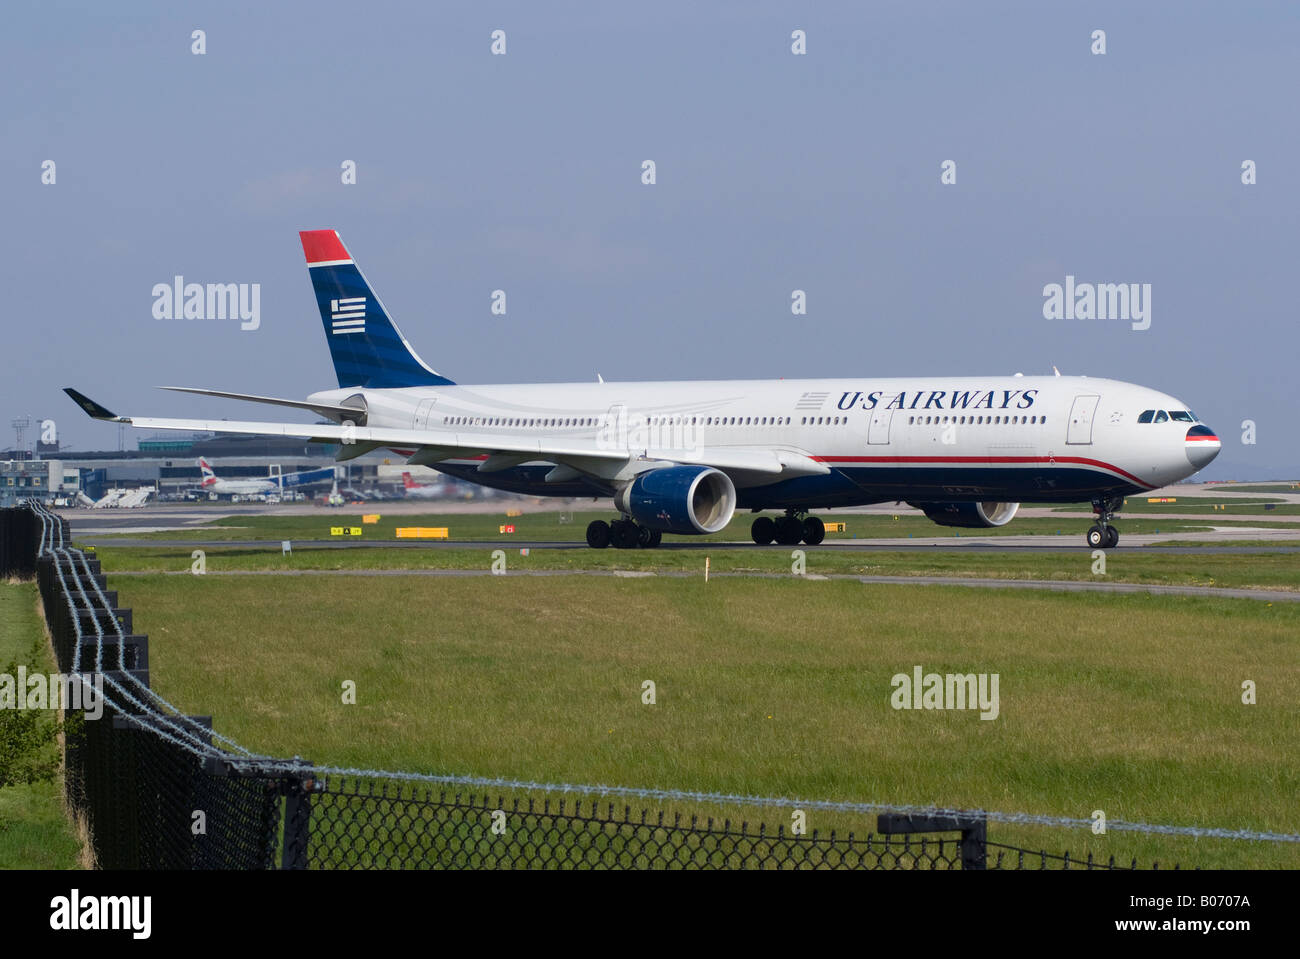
[157,386,368,423]
[64,388,828,480]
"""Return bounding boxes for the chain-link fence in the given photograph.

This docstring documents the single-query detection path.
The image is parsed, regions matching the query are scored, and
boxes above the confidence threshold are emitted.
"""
[2,503,1253,869]
[300,780,966,869]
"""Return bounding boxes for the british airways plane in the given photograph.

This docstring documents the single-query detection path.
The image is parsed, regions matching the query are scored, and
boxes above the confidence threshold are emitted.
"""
[195,457,336,498]
[66,230,1220,550]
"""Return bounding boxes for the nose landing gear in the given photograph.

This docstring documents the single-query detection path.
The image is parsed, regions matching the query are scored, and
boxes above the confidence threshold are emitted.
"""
[1087,497,1123,549]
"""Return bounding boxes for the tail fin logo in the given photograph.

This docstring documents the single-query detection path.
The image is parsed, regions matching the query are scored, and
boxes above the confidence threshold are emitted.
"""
[299,229,454,389]
[330,297,366,335]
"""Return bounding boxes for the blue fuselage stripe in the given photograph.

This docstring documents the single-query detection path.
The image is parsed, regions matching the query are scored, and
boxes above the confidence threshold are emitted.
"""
[430,462,1143,508]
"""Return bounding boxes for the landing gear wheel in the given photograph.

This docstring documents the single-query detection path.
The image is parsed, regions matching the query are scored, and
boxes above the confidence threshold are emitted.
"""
[751,516,776,545]
[775,516,803,546]
[1088,496,1124,550]
[612,520,641,549]
[637,525,662,549]
[802,516,826,545]
[586,520,610,549]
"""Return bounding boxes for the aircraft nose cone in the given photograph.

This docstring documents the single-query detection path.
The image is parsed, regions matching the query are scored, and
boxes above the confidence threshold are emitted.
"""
[1185,425,1221,470]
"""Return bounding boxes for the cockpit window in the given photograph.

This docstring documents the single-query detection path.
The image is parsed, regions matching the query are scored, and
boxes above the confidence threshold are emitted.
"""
[1137,410,1154,424]
[1169,410,1194,422]
[1154,410,1169,423]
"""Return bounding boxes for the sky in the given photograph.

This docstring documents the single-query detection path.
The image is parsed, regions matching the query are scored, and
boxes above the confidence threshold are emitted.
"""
[2,1,1297,478]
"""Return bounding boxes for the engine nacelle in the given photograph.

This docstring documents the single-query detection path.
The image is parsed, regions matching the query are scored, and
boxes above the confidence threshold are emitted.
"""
[909,501,1020,529]
[614,466,737,534]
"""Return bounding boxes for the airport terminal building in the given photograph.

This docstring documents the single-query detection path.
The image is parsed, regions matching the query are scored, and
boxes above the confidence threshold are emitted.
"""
[1,430,479,507]
[1,433,374,505]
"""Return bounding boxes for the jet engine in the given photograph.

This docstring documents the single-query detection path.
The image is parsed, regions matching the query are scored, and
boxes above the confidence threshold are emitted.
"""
[614,465,736,534]
[909,501,1020,529]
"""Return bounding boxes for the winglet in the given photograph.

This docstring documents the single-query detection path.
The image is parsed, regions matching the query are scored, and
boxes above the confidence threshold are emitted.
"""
[64,388,127,422]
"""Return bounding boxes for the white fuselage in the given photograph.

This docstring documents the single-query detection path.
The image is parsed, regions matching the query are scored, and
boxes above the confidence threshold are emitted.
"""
[200,476,277,495]
[307,374,1217,508]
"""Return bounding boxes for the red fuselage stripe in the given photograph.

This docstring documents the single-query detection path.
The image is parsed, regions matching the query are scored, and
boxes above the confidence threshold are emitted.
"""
[813,454,1153,488]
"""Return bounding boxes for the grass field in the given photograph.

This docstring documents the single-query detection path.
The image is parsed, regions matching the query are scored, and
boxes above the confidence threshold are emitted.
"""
[109,569,1300,869]
[0,583,83,870]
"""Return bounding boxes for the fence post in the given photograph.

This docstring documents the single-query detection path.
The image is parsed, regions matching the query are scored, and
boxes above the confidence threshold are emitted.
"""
[959,816,987,870]
[281,771,316,870]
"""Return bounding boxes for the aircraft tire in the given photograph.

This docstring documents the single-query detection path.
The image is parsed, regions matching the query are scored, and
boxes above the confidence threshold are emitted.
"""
[775,516,803,546]
[612,520,640,549]
[586,520,611,549]
[751,516,776,545]
[1086,525,1105,549]
[802,516,826,545]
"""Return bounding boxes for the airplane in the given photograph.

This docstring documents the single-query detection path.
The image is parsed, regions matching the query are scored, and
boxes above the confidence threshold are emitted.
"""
[195,458,336,498]
[197,457,279,496]
[400,471,448,500]
[65,229,1220,550]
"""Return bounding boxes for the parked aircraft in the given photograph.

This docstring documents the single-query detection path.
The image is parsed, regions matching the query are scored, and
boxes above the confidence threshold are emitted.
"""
[400,471,448,500]
[195,458,335,499]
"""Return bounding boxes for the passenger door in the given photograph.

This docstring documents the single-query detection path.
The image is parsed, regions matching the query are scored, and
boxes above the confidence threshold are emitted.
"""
[1066,394,1100,445]
[413,398,438,430]
[868,405,893,445]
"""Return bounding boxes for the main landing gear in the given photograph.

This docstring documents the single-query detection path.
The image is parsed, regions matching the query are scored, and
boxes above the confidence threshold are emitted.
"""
[586,517,662,549]
[751,510,825,546]
[1087,496,1122,549]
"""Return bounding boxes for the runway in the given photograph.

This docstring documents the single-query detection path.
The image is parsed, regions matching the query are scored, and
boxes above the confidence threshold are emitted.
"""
[76,536,1300,555]
[101,566,1300,603]
[61,482,1300,555]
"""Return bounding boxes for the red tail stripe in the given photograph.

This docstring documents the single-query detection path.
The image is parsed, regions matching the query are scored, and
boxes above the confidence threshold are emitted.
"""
[299,230,350,264]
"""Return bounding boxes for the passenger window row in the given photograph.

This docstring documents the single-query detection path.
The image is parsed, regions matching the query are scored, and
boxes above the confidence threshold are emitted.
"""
[444,416,599,428]
[907,414,1046,426]
[441,414,853,429]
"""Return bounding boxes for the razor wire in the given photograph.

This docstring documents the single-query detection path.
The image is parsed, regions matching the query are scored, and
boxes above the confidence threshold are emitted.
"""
[15,502,1300,850]
[47,543,252,757]
[27,501,254,757]
[62,541,251,754]
[221,763,1300,846]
